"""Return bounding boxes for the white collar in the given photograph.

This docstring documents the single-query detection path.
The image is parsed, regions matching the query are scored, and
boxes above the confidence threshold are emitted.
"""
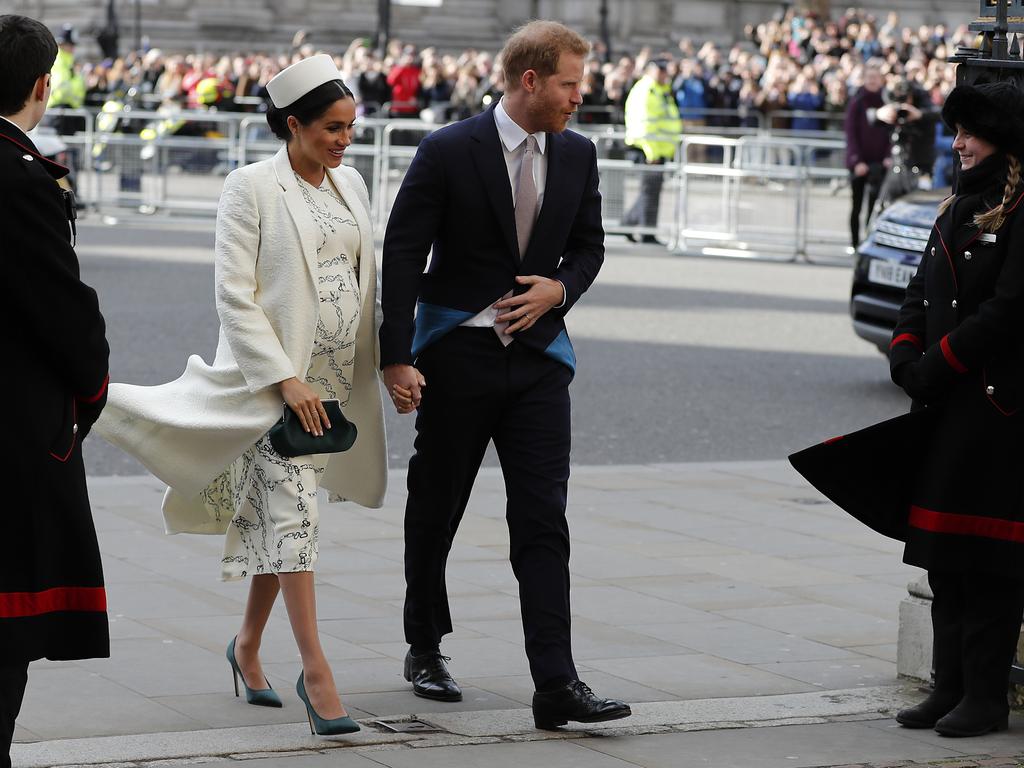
[495,98,546,155]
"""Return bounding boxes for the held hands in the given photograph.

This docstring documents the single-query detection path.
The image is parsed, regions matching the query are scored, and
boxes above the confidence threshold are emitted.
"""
[854,162,869,177]
[279,377,332,436]
[383,364,426,415]
[494,275,564,334]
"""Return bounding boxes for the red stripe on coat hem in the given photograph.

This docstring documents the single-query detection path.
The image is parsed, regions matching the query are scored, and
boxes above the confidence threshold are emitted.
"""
[909,505,1024,543]
[78,374,109,404]
[0,586,106,618]
[940,335,968,373]
[890,333,923,351]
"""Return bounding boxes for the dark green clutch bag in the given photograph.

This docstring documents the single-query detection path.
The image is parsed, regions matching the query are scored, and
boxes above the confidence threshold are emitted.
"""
[268,399,357,459]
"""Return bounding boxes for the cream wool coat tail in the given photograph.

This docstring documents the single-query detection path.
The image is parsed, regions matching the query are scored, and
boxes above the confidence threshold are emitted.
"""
[96,148,387,534]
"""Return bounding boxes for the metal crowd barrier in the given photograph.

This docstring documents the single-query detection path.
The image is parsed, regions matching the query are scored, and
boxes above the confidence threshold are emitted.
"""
[47,106,855,264]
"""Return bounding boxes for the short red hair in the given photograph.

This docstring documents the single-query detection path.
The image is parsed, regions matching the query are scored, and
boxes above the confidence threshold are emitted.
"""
[500,20,590,92]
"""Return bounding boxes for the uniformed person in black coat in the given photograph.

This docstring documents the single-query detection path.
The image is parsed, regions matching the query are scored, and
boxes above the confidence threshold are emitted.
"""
[792,80,1024,739]
[0,15,110,767]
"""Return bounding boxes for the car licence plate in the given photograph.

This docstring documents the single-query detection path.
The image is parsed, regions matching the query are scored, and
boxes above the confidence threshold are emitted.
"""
[868,259,916,288]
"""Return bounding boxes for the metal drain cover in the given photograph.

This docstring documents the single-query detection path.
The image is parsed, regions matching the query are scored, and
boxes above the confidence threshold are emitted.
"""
[373,718,443,733]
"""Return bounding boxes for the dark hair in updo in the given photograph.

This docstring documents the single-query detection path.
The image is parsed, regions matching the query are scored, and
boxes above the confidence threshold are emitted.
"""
[266,79,354,142]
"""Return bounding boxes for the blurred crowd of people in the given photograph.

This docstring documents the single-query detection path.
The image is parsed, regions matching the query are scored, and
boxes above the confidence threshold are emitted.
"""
[53,7,966,130]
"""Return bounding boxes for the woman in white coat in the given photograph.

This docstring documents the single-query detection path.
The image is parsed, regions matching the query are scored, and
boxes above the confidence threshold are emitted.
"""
[96,55,393,736]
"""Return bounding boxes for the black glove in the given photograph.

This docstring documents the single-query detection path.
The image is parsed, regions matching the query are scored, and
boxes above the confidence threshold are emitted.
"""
[893,361,941,405]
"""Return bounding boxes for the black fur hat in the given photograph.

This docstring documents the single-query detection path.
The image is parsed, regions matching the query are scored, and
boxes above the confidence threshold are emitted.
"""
[941,81,1024,157]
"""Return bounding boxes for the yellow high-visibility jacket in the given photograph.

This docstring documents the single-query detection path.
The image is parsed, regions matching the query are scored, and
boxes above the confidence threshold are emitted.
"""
[48,49,85,109]
[624,75,681,162]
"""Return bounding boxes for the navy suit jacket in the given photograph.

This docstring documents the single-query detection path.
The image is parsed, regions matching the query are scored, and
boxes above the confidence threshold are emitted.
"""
[379,105,604,372]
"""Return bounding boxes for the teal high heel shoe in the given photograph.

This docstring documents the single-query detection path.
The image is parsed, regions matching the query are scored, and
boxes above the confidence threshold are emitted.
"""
[227,637,283,708]
[296,671,360,736]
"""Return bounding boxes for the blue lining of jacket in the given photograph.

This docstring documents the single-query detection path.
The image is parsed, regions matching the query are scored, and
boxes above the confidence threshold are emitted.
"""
[544,330,576,373]
[412,302,476,358]
[413,302,576,374]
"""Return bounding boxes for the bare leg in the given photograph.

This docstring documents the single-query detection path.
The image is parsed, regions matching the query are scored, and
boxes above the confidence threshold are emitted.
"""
[278,571,345,719]
[233,573,279,691]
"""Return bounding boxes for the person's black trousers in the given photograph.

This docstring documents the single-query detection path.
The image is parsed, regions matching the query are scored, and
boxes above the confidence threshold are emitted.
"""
[0,662,28,768]
[403,328,576,689]
[622,151,665,229]
[849,170,882,247]
[928,570,1024,712]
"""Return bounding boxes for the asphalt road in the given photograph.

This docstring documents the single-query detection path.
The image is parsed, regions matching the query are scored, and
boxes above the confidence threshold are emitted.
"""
[76,220,908,477]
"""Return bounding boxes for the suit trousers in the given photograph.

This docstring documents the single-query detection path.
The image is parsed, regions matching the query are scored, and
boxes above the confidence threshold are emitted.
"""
[622,151,665,229]
[0,662,28,768]
[928,569,1024,711]
[403,327,577,689]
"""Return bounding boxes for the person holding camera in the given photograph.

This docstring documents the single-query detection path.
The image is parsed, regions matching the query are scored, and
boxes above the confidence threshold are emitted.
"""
[844,61,891,248]
[872,77,940,209]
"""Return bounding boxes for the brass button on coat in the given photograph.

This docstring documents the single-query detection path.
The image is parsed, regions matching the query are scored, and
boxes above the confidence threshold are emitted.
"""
[952,299,958,309]
[987,386,996,396]
[72,423,79,435]
[964,251,973,261]
[923,299,930,308]
[930,246,936,256]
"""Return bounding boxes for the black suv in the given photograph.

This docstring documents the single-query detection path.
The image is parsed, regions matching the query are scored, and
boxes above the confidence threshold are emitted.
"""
[850,191,945,353]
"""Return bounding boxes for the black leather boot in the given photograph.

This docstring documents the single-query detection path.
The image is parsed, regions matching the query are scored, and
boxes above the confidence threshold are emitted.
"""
[897,571,963,729]
[934,573,1023,738]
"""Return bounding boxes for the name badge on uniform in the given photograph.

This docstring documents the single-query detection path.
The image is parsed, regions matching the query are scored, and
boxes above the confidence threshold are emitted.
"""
[979,232,997,244]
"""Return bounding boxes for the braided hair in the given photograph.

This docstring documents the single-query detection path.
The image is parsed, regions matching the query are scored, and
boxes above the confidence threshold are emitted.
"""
[937,154,1022,232]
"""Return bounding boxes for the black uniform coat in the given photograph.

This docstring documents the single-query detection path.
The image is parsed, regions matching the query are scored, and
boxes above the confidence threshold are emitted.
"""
[792,153,1024,576]
[0,117,110,661]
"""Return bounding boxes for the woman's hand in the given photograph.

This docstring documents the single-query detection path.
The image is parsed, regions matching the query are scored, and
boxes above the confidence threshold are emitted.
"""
[382,364,425,415]
[279,377,331,436]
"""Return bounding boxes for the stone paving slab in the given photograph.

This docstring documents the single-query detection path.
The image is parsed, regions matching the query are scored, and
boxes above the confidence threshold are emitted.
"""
[8,461,963,767]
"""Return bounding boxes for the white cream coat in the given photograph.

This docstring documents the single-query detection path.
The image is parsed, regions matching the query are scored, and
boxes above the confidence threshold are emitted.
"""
[96,148,387,534]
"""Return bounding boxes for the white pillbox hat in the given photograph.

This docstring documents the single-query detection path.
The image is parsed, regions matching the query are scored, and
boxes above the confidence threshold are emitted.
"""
[266,54,343,108]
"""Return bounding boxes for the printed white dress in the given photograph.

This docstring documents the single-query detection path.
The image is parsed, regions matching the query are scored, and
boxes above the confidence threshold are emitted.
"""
[215,171,362,581]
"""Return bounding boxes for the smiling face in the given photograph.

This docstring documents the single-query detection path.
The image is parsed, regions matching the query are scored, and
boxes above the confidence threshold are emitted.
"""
[527,52,584,133]
[952,124,997,171]
[288,96,357,170]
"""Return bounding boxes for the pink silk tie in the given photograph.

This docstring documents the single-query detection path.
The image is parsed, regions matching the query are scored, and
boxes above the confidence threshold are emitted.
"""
[495,135,540,346]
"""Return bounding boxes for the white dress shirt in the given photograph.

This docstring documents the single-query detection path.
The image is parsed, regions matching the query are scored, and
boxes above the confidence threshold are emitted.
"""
[461,98,562,329]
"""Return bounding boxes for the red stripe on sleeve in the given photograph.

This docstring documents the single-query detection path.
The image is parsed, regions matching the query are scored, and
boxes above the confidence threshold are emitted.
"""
[940,335,968,373]
[0,586,106,618]
[78,374,109,404]
[890,333,923,352]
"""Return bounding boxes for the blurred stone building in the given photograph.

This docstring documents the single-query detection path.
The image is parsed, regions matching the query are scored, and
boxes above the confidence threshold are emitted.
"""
[9,0,975,56]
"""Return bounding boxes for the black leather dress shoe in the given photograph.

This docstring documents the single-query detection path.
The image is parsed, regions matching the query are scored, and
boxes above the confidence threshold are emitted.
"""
[934,697,1009,737]
[403,649,462,702]
[532,680,632,730]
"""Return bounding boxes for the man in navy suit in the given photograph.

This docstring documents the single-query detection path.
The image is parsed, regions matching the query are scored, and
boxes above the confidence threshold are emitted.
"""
[380,20,631,729]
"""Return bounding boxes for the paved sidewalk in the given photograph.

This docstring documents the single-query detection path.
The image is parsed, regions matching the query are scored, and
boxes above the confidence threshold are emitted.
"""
[12,461,1024,767]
